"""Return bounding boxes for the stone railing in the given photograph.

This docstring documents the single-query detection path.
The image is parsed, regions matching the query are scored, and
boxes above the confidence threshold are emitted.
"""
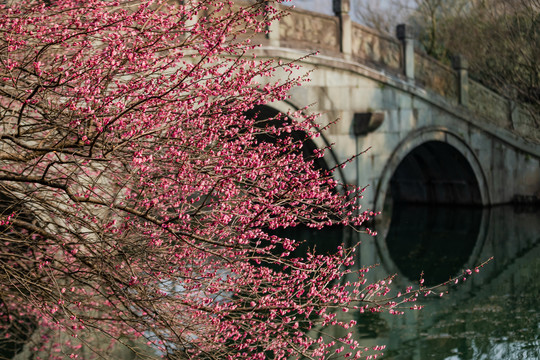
[414,52,458,103]
[278,8,340,53]
[256,1,538,141]
[468,80,510,128]
[350,23,401,75]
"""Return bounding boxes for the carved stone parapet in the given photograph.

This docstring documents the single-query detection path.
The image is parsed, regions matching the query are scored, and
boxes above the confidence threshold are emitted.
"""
[279,10,339,52]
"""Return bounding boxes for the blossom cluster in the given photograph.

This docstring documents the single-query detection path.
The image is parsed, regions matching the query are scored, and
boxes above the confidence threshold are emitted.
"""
[0,0,487,359]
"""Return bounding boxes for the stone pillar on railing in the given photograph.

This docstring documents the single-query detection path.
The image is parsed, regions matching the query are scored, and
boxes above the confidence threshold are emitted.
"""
[333,0,352,59]
[266,7,280,47]
[396,24,414,82]
[452,55,469,107]
[506,88,520,130]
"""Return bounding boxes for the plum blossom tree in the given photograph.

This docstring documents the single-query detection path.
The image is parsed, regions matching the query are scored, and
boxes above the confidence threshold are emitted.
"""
[0,0,483,359]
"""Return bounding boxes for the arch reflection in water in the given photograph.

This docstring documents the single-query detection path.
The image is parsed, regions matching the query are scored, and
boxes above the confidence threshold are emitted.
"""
[384,204,482,286]
[377,205,540,360]
[270,225,352,258]
[279,205,540,360]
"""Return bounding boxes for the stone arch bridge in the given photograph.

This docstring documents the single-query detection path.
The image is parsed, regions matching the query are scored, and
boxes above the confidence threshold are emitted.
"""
[250,3,540,211]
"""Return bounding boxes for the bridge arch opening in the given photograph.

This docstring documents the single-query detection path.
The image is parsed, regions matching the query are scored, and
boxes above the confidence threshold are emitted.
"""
[244,105,332,172]
[374,129,490,212]
[388,141,482,205]
[244,105,356,258]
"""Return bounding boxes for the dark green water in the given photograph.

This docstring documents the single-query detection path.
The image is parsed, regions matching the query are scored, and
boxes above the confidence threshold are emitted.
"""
[290,204,540,360]
[375,204,540,360]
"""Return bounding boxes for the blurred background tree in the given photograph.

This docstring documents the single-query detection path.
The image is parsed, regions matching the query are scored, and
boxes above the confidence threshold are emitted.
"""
[353,0,539,119]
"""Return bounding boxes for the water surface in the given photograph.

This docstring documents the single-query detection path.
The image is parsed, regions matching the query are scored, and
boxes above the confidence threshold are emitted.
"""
[291,205,540,360]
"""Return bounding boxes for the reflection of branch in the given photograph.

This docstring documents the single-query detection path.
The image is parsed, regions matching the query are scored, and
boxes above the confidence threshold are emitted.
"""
[380,257,494,313]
